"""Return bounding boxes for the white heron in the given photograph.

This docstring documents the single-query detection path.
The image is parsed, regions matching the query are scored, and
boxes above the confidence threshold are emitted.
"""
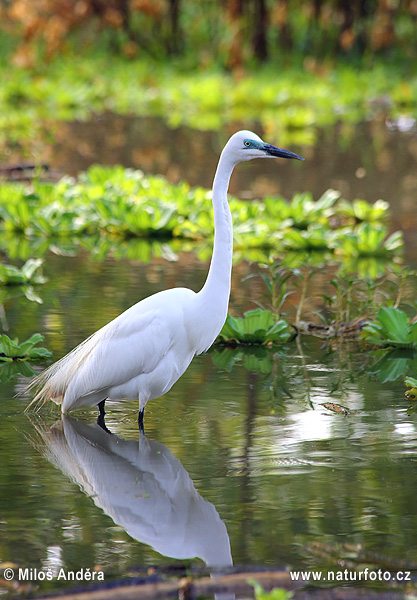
[29,130,303,425]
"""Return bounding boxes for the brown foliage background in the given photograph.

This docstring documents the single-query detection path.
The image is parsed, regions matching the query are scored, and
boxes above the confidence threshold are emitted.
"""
[3,0,417,68]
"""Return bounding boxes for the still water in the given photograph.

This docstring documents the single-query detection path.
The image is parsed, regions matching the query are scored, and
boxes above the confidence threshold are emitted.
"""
[1,114,417,594]
[1,252,417,594]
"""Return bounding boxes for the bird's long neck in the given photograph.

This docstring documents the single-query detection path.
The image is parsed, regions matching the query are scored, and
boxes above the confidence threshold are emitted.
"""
[198,151,235,310]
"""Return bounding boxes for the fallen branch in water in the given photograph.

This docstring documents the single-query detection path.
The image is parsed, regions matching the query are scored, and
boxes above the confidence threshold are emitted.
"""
[37,569,416,600]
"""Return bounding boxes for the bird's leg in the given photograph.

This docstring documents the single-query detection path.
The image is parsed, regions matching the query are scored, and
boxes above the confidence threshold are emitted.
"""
[138,408,145,434]
[97,399,112,433]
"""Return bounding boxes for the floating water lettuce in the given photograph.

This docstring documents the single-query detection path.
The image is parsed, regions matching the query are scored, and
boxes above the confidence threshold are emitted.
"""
[217,308,292,345]
[405,376,417,400]
[0,360,37,382]
[338,199,390,224]
[369,348,417,383]
[211,346,275,373]
[281,225,335,251]
[95,196,178,238]
[335,224,403,257]
[264,189,340,230]
[0,167,403,261]
[0,258,46,285]
[250,579,293,600]
[362,307,417,348]
[0,187,35,233]
[0,333,51,362]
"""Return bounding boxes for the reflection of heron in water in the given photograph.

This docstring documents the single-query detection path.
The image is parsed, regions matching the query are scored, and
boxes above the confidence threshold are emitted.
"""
[33,416,232,569]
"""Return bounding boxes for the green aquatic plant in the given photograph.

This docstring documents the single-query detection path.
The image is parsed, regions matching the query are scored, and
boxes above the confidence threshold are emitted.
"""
[319,275,362,330]
[338,199,390,224]
[255,254,336,328]
[405,376,417,400]
[322,264,414,330]
[0,333,51,362]
[370,348,417,383]
[217,308,292,345]
[281,226,335,251]
[335,223,403,257]
[0,167,400,253]
[362,307,417,348]
[254,252,413,340]
[0,258,46,285]
[0,287,43,305]
[0,360,37,382]
[250,579,293,600]
[264,189,340,230]
[255,258,297,315]
[33,202,94,237]
[211,346,277,374]
[95,196,178,238]
[337,256,397,280]
[0,187,37,234]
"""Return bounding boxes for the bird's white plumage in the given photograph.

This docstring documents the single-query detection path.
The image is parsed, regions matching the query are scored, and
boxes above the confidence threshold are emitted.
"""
[34,417,232,567]
[61,288,197,411]
[30,130,302,416]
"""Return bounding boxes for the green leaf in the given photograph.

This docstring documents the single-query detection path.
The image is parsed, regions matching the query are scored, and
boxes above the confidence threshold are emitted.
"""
[28,347,52,359]
[249,579,293,600]
[18,333,45,354]
[373,354,410,382]
[377,307,410,342]
[0,360,36,382]
[0,334,20,358]
[21,258,43,280]
[0,333,51,361]
[362,308,417,348]
[218,309,291,345]
[405,376,417,388]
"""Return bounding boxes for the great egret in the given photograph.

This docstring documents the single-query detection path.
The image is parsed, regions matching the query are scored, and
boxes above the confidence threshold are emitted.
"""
[30,130,303,424]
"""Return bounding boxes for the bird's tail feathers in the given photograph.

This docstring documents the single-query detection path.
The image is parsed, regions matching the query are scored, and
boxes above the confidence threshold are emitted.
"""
[25,331,100,412]
[25,371,64,412]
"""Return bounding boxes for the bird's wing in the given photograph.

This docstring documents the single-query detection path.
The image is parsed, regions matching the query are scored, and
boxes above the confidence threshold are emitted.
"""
[63,305,186,406]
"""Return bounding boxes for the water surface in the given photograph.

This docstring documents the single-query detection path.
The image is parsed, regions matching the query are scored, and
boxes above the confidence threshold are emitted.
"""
[1,253,416,595]
[1,113,417,594]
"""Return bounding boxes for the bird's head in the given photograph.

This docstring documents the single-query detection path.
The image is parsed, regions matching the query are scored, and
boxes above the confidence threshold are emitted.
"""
[224,130,304,163]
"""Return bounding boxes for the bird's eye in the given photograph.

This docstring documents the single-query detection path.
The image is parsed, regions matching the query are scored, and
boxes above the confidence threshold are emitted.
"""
[244,140,251,148]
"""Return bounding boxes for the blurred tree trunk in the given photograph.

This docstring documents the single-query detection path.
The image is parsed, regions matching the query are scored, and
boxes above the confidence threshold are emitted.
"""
[371,0,396,50]
[357,0,370,53]
[312,0,322,21]
[168,0,181,55]
[338,0,355,52]
[119,0,133,39]
[252,0,268,61]
[275,0,293,51]
[305,0,322,54]
[6,0,415,64]
[226,0,244,70]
